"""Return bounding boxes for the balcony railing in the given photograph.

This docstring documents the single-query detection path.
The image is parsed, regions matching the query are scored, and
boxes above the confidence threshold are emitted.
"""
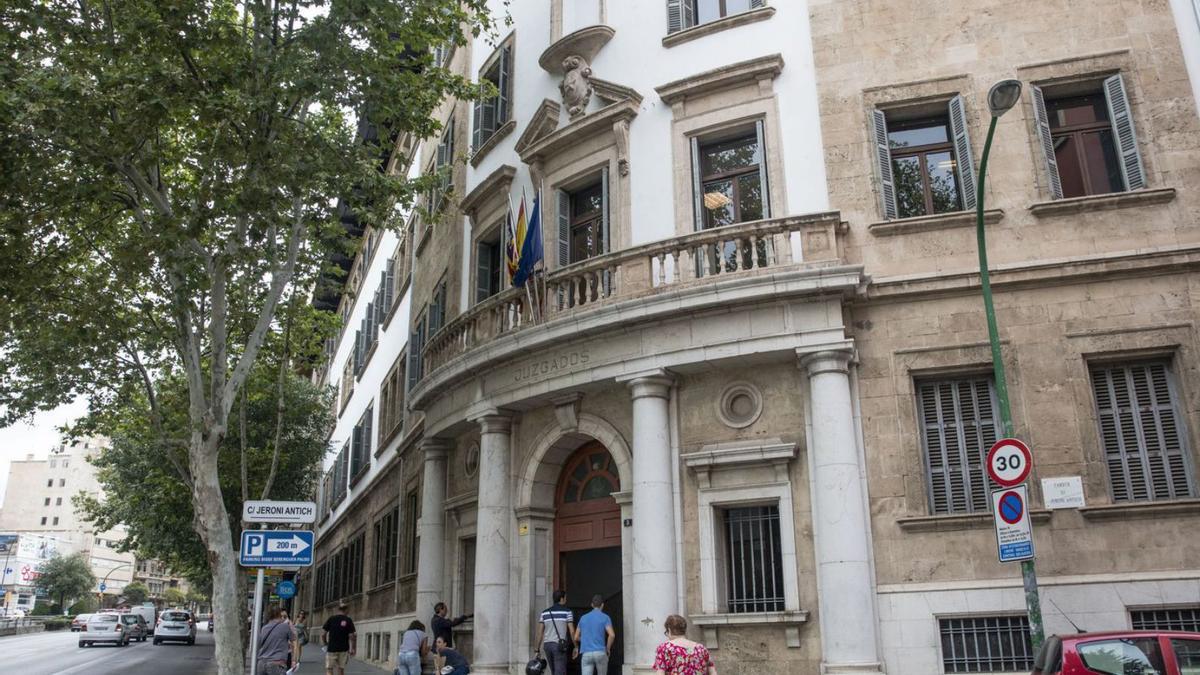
[422,212,844,377]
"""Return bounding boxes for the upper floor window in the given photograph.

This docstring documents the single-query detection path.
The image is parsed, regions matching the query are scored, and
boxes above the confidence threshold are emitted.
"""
[379,351,407,446]
[473,42,513,153]
[667,0,766,33]
[407,311,427,393]
[475,223,505,302]
[1090,360,1194,503]
[350,404,373,482]
[692,122,769,231]
[433,42,454,69]
[427,118,456,216]
[428,277,448,335]
[1031,74,1145,199]
[871,96,976,220]
[557,171,609,266]
[917,375,1001,515]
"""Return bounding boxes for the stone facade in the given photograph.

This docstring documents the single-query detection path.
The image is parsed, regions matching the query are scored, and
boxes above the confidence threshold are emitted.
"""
[306,2,1200,675]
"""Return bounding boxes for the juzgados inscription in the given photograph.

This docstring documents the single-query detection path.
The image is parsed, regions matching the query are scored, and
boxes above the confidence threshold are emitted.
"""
[514,351,590,382]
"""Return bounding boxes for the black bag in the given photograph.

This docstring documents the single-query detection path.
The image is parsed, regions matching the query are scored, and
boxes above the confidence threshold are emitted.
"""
[525,655,548,675]
[550,612,569,655]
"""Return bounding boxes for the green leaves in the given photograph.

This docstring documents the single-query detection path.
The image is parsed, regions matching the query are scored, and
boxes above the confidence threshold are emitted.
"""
[35,553,96,607]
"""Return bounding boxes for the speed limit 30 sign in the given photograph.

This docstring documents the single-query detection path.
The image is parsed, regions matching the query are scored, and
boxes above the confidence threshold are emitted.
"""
[987,438,1032,487]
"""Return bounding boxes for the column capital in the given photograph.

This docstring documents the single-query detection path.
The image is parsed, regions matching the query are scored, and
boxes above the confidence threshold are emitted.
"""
[418,437,451,461]
[797,347,855,377]
[617,368,675,400]
[471,409,514,434]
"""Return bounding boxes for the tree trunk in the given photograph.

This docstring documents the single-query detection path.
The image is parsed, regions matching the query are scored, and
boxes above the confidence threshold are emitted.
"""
[189,434,243,674]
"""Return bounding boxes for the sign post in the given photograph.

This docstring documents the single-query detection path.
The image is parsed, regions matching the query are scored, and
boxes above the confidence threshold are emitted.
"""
[240,501,316,675]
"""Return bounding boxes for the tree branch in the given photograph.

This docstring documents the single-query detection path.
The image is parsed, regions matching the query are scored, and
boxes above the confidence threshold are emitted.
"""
[259,292,293,500]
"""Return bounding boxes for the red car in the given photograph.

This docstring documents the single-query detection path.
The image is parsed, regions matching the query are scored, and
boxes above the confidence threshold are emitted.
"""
[1032,630,1200,674]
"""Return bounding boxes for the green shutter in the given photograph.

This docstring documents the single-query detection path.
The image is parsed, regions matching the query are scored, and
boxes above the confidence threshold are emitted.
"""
[1103,74,1146,191]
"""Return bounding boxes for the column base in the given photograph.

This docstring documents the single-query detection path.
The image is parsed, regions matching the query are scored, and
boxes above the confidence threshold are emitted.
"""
[821,662,886,674]
[468,663,518,675]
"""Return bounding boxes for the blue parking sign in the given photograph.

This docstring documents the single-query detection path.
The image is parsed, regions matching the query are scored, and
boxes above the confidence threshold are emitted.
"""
[239,530,314,567]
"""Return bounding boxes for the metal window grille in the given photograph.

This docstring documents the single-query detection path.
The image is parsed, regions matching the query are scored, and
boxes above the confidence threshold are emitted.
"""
[1091,361,1195,502]
[722,505,784,613]
[940,616,1034,673]
[917,376,1002,514]
[1131,607,1200,632]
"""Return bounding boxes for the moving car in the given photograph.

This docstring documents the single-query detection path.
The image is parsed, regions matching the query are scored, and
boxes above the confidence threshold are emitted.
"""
[1032,630,1200,674]
[154,609,196,645]
[118,613,150,642]
[70,613,93,632]
[78,613,129,647]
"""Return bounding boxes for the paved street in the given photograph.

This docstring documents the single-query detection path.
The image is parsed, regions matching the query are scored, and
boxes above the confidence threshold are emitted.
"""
[0,627,216,675]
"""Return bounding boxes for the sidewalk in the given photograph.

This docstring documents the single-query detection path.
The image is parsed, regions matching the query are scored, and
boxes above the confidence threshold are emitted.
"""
[290,656,389,674]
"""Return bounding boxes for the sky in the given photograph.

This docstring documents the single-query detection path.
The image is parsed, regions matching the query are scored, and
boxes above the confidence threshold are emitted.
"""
[0,399,89,505]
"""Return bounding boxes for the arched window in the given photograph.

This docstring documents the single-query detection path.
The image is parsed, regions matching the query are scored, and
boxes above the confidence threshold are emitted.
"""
[557,444,619,507]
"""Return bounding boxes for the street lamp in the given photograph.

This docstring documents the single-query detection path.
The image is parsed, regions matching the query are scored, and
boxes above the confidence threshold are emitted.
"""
[974,78,1045,650]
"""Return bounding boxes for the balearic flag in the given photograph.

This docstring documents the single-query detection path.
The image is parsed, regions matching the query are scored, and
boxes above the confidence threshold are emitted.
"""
[514,189,543,287]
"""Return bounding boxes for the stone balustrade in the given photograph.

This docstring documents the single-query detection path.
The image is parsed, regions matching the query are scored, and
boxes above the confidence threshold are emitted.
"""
[421,211,844,377]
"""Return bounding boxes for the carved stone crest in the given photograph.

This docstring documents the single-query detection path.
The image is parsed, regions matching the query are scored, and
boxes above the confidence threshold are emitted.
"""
[559,55,594,120]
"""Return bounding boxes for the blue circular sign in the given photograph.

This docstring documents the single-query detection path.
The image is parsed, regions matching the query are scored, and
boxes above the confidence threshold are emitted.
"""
[275,580,296,600]
[998,491,1024,524]
[98,582,106,592]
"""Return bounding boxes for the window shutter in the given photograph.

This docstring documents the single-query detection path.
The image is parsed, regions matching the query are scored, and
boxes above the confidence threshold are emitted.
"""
[472,98,483,151]
[870,109,898,219]
[480,96,496,146]
[353,327,363,373]
[1030,84,1064,200]
[600,166,611,254]
[406,333,420,392]
[1103,74,1146,191]
[1091,363,1193,503]
[446,117,456,194]
[557,189,571,267]
[476,242,494,302]
[351,422,363,474]
[690,135,705,230]
[384,260,396,309]
[364,406,374,455]
[666,0,684,33]
[365,302,375,349]
[755,119,771,218]
[918,377,1000,514]
[498,45,512,125]
[947,95,977,211]
[750,0,765,7]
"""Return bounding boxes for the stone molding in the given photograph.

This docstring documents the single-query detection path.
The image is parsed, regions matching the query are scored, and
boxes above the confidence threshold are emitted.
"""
[896,509,1052,532]
[661,6,776,49]
[798,348,854,376]
[691,610,808,649]
[590,77,642,106]
[868,209,1003,237]
[517,98,639,165]
[655,54,784,107]
[418,438,451,462]
[683,439,796,488]
[618,369,674,400]
[1028,187,1176,218]
[472,410,514,434]
[469,119,516,168]
[1079,497,1200,521]
[459,164,517,219]
[513,99,561,157]
[537,24,614,74]
[516,412,633,511]
[442,492,477,513]
[551,392,583,432]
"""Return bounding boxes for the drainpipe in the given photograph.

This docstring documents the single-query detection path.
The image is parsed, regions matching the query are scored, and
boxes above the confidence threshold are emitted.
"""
[393,454,405,611]
[669,384,685,614]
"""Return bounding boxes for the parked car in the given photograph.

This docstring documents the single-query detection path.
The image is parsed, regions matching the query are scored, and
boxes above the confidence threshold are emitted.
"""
[118,613,149,642]
[154,609,196,645]
[1032,630,1200,674]
[70,613,93,632]
[123,605,157,634]
[78,613,129,647]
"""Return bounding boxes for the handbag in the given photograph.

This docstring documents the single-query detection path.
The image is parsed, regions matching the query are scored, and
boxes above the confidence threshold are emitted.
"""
[550,611,569,655]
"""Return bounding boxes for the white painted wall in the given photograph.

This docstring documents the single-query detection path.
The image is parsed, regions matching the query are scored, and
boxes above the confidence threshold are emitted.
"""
[1169,0,1200,120]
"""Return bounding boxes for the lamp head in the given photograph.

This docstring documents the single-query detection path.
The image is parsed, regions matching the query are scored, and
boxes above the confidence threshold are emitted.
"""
[987,79,1023,117]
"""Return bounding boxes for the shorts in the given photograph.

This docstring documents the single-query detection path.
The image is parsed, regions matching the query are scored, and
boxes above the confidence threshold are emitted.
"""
[325,651,351,668]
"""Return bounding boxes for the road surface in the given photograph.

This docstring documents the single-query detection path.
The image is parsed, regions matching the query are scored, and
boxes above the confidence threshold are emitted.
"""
[0,627,217,675]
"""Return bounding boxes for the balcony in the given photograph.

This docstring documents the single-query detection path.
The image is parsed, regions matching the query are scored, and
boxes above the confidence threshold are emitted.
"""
[414,212,852,408]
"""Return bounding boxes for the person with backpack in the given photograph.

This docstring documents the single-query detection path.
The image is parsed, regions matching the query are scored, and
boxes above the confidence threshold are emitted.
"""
[396,619,429,675]
[534,590,574,675]
[257,605,298,675]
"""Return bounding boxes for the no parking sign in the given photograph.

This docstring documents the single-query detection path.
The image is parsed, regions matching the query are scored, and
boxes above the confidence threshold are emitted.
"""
[991,484,1034,563]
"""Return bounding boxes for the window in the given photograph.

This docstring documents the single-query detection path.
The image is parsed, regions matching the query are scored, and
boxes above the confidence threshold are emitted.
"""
[350,405,373,481]
[52,517,59,525]
[559,179,607,265]
[1090,361,1194,502]
[347,534,365,596]
[407,312,426,393]
[321,466,334,515]
[403,489,420,575]
[62,460,68,468]
[49,460,56,468]
[433,42,454,69]
[1131,607,1200,632]
[427,118,456,216]
[55,498,62,506]
[44,498,50,506]
[340,358,355,411]
[428,277,448,334]
[59,478,65,487]
[917,376,1002,514]
[383,633,392,663]
[870,96,975,220]
[47,479,52,488]
[473,43,513,152]
[332,442,350,506]
[1172,638,1200,675]
[939,616,1034,673]
[719,505,784,613]
[460,538,476,615]
[667,0,766,33]
[374,507,400,587]
[692,124,768,230]
[1031,74,1145,199]
[40,517,47,525]
[355,292,381,376]
[475,225,504,302]
[379,351,407,446]
[1078,637,1165,675]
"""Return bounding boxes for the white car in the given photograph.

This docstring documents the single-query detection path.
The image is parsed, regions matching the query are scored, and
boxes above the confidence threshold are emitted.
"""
[154,609,196,645]
[79,613,130,647]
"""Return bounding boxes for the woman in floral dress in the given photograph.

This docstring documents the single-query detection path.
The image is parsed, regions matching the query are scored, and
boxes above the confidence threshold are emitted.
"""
[652,615,717,675]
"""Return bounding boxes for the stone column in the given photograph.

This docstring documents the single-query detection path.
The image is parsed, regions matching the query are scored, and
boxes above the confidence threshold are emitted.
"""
[472,412,514,675]
[800,349,883,674]
[415,439,449,619]
[619,371,678,673]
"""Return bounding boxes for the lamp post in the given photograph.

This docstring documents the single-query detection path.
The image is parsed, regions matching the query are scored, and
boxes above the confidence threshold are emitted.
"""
[974,78,1045,650]
[97,562,131,610]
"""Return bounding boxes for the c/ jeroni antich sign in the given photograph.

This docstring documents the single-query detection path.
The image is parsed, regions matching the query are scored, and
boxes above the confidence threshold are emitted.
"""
[243,500,317,524]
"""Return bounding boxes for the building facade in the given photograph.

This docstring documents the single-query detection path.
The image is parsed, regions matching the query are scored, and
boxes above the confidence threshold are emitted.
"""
[305,2,1200,674]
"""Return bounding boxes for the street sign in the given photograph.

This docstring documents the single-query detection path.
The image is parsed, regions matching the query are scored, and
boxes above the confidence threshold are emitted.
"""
[987,438,1032,487]
[1041,476,1085,509]
[98,582,106,592]
[243,501,318,524]
[991,485,1034,563]
[239,531,314,567]
[276,580,297,600]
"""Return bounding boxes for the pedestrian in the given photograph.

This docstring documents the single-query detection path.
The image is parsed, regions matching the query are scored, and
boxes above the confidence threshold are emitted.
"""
[653,615,715,675]
[294,610,310,665]
[322,601,357,675]
[396,619,429,675]
[434,635,471,675]
[431,602,470,648]
[258,605,299,675]
[573,594,615,675]
[535,590,574,675]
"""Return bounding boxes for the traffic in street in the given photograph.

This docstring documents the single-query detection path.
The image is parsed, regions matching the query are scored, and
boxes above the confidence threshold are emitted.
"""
[0,626,216,675]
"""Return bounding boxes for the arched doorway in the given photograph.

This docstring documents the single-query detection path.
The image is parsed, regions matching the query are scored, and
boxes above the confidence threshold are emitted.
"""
[555,441,623,675]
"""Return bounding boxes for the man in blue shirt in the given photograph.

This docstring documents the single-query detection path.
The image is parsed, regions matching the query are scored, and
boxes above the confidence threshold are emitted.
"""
[573,594,615,675]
